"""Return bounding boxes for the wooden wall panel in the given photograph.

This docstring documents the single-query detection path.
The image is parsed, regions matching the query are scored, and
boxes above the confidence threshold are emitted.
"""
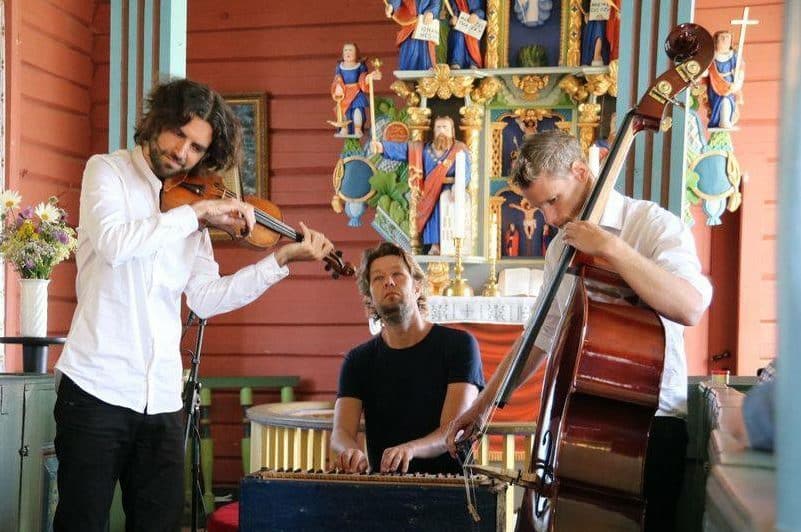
[4,0,97,369]
[184,0,397,483]
[694,0,781,376]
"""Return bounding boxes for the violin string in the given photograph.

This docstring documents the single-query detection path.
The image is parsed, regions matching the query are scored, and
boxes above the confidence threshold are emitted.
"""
[217,186,298,239]
[216,185,343,267]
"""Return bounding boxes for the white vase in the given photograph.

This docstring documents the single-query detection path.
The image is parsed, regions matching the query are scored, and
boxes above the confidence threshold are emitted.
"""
[19,278,50,337]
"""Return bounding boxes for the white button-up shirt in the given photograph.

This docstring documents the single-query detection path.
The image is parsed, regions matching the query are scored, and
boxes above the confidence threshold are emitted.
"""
[534,190,712,417]
[56,146,289,414]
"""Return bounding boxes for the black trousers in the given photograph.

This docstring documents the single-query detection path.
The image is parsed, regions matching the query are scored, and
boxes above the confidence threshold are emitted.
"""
[644,416,689,532]
[53,375,185,532]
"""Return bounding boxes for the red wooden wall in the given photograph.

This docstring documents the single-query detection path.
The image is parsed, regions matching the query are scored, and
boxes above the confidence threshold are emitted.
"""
[693,0,781,377]
[3,0,95,369]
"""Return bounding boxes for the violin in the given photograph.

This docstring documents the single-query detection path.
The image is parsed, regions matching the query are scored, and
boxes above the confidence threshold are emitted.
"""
[160,174,355,278]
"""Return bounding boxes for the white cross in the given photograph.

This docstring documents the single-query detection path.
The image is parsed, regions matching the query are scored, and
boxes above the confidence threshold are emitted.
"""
[731,7,760,82]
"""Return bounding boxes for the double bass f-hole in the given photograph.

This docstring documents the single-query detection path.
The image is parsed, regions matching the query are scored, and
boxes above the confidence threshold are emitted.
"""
[534,430,555,519]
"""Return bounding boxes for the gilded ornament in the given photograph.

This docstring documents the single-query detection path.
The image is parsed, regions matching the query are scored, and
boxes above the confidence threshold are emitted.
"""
[585,60,618,97]
[417,64,474,100]
[426,262,451,296]
[470,77,501,105]
[485,0,500,68]
[390,80,420,107]
[512,75,550,100]
[459,105,484,129]
[559,75,590,103]
[565,0,582,66]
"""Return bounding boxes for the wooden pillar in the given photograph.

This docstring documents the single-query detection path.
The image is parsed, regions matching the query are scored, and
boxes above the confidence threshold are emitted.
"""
[109,0,186,151]
[777,3,801,529]
[615,0,694,213]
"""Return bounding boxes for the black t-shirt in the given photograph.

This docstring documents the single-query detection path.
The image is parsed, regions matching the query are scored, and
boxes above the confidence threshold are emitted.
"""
[337,324,485,474]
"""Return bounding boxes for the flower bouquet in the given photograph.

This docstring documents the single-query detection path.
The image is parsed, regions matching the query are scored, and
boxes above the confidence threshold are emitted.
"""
[0,191,77,344]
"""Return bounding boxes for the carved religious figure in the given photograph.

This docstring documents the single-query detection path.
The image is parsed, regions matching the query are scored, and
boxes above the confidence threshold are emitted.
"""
[372,116,471,255]
[330,44,382,137]
[385,0,441,71]
[706,30,745,130]
[580,0,620,66]
[447,0,485,69]
[504,223,520,257]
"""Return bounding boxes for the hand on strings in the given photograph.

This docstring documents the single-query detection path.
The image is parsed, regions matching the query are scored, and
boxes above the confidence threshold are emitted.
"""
[380,443,415,473]
[561,220,619,259]
[336,448,369,473]
[192,198,255,236]
[445,404,485,460]
[275,222,335,265]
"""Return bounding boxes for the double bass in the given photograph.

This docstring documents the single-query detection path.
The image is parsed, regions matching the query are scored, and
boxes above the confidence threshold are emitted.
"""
[463,24,714,531]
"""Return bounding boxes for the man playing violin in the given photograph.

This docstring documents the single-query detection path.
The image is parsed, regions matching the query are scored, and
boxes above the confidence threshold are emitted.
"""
[446,130,712,531]
[53,78,334,532]
[331,242,485,474]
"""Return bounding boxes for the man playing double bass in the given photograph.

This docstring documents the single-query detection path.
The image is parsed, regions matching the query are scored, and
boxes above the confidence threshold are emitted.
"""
[446,130,712,531]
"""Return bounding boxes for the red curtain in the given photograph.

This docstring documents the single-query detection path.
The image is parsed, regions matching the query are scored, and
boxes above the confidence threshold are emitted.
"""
[448,323,544,423]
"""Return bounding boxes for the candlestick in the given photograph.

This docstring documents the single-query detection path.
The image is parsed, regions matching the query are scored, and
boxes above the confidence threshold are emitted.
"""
[452,151,467,238]
[488,212,498,260]
[482,255,500,297]
[588,145,601,177]
[444,237,473,297]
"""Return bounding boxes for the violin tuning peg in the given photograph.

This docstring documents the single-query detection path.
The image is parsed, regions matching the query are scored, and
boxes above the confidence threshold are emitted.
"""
[324,264,331,271]
[336,250,343,257]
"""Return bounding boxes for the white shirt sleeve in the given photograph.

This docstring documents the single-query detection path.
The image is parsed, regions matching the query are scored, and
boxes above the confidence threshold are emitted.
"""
[645,205,713,309]
[533,236,572,354]
[184,230,290,319]
[79,155,199,267]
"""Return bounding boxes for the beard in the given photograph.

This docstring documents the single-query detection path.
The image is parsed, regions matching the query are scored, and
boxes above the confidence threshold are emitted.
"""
[147,140,188,179]
[375,298,414,325]
[433,134,454,152]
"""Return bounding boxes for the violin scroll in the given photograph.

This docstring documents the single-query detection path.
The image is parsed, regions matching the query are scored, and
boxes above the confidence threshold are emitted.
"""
[323,250,355,279]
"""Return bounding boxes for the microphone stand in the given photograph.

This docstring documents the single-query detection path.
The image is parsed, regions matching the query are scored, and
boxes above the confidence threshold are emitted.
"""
[182,311,208,532]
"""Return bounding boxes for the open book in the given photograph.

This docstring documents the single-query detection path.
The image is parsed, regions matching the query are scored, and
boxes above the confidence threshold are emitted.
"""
[498,267,544,297]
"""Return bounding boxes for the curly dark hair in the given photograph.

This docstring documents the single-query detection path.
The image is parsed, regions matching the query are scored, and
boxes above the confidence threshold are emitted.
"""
[134,78,242,174]
[356,242,428,321]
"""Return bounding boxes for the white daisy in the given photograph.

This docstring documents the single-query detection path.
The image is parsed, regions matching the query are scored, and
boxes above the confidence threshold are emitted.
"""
[34,202,60,223]
[0,190,21,212]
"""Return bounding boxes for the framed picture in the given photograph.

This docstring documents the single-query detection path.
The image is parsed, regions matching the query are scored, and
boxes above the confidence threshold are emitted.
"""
[224,93,268,198]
